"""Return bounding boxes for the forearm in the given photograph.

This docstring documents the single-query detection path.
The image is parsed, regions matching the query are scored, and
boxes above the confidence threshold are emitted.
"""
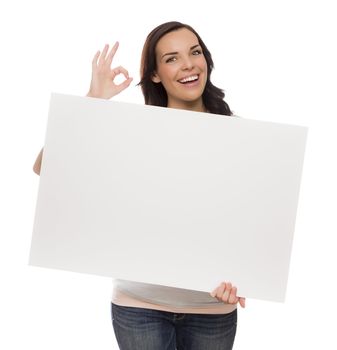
[33,148,43,175]
[33,44,130,176]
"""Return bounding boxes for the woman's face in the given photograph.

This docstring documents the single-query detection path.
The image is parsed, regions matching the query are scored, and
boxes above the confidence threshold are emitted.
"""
[152,28,208,111]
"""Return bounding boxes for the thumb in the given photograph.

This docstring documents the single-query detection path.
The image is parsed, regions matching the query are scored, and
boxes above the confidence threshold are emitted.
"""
[239,297,246,308]
[115,77,133,94]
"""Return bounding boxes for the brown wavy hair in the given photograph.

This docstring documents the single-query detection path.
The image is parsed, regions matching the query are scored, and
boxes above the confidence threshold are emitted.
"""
[138,21,233,116]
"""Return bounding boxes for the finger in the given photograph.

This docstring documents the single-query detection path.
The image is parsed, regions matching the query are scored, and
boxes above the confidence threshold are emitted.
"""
[228,286,238,304]
[212,282,226,300]
[92,50,100,69]
[115,77,133,94]
[98,44,109,65]
[239,297,246,308]
[106,41,119,66]
[210,282,225,299]
[111,66,130,80]
[221,282,232,303]
[210,287,218,298]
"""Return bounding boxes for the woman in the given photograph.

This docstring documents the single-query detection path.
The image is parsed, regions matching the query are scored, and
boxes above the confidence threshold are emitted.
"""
[34,21,245,350]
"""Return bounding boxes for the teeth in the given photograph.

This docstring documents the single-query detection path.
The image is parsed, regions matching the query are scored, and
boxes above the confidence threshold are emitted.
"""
[179,75,198,83]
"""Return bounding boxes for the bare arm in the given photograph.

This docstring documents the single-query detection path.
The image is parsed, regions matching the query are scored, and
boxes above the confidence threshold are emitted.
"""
[33,148,43,175]
[32,42,132,177]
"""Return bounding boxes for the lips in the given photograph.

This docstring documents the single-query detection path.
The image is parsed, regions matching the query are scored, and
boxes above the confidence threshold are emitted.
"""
[178,75,199,84]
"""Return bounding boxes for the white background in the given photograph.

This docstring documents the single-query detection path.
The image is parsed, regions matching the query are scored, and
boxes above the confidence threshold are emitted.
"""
[0,0,336,349]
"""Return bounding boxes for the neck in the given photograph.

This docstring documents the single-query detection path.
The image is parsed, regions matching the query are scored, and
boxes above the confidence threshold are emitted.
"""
[167,99,207,113]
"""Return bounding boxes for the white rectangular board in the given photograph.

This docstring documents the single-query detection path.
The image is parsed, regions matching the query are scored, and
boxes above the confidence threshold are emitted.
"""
[29,93,307,302]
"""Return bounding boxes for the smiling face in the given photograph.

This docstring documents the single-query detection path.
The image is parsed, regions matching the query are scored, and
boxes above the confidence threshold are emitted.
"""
[152,28,208,111]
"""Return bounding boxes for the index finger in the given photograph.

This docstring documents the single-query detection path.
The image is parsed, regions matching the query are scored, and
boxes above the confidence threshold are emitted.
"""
[111,65,130,80]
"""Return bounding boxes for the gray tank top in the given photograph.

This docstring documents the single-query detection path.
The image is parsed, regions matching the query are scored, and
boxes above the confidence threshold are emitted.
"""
[113,279,226,308]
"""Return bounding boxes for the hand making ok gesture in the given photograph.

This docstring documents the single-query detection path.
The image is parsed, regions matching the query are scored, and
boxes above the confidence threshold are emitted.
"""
[87,42,133,99]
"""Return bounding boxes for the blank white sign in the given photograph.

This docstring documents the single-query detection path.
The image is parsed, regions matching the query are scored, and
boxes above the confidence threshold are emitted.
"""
[30,93,307,302]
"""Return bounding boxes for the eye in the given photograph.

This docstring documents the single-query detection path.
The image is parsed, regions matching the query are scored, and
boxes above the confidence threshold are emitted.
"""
[165,56,177,63]
[192,49,203,55]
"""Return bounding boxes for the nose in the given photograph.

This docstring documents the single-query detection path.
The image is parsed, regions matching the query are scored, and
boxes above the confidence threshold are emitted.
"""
[181,56,194,70]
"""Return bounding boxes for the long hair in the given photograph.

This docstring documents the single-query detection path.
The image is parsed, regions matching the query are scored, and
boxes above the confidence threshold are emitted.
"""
[138,21,233,116]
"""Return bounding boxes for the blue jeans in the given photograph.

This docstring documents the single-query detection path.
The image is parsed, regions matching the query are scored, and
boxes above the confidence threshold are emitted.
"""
[111,303,237,350]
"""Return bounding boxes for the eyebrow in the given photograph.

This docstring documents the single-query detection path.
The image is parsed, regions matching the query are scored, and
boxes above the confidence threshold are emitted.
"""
[161,44,201,60]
